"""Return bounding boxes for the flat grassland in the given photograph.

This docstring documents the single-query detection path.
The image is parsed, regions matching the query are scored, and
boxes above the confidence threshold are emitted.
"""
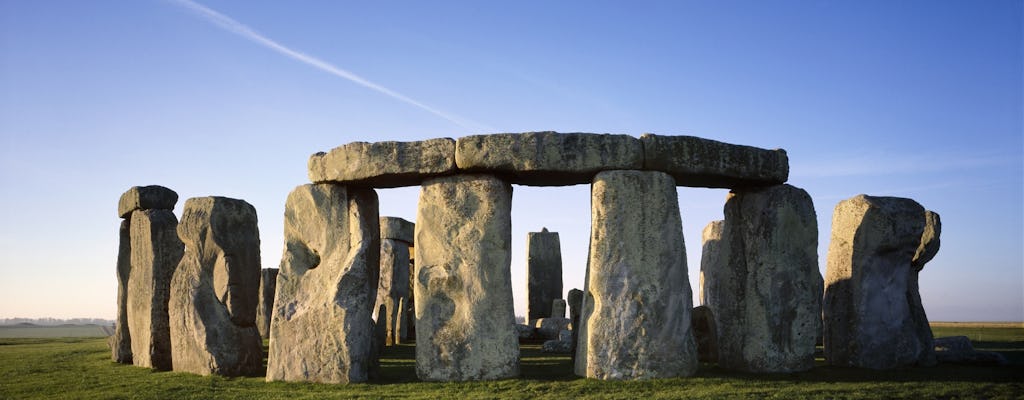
[0,324,1021,399]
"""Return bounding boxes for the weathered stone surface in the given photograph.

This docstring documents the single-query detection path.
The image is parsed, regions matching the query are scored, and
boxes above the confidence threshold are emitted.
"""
[913,211,942,271]
[542,338,572,353]
[824,195,934,369]
[691,305,718,363]
[169,197,263,376]
[551,299,567,319]
[267,184,380,383]
[527,228,563,320]
[256,268,278,339]
[640,134,788,188]
[380,216,415,243]
[567,288,583,362]
[454,132,643,186]
[515,324,537,341]
[934,336,1009,365]
[118,185,178,218]
[575,170,698,380]
[375,238,411,346]
[127,209,184,370]
[112,218,133,364]
[703,184,821,373]
[534,317,571,340]
[308,138,456,188]
[907,210,942,366]
[414,174,519,381]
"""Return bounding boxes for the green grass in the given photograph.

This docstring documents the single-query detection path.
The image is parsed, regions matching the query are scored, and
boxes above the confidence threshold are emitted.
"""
[1,326,1022,399]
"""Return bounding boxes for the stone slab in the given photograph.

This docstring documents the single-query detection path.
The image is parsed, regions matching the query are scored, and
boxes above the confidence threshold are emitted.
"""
[118,185,178,218]
[127,209,184,370]
[308,138,456,188]
[640,134,788,188]
[380,216,415,243]
[527,228,563,320]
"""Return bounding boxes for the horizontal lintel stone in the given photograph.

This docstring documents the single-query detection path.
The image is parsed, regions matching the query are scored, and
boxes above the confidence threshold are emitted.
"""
[118,185,178,218]
[308,138,456,188]
[380,216,414,243]
[641,134,789,188]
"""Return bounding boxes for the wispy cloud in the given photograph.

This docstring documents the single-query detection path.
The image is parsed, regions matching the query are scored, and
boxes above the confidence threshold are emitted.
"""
[167,0,493,132]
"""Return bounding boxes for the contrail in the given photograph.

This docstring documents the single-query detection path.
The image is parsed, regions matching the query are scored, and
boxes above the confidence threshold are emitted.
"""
[167,0,492,132]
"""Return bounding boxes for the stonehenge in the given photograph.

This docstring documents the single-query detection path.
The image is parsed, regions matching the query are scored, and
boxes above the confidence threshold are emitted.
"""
[113,132,950,383]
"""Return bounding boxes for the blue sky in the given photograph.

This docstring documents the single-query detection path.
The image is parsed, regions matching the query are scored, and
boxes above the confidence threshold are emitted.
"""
[1,1,1020,321]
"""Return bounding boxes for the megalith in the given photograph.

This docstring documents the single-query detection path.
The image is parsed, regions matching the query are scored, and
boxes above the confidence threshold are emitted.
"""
[823,195,936,369]
[169,197,263,376]
[376,216,414,346]
[112,218,133,364]
[309,138,456,188]
[267,184,380,383]
[567,288,583,362]
[127,208,184,370]
[640,134,789,188]
[256,268,278,339]
[527,228,563,321]
[414,174,519,381]
[575,170,698,380]
[701,184,822,373]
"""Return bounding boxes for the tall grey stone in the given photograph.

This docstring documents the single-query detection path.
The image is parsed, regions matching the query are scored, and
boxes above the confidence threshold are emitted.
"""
[824,195,935,369]
[527,228,563,321]
[118,185,178,218]
[127,209,184,370]
[376,236,411,346]
[112,218,133,364]
[575,170,698,380]
[551,299,566,319]
[640,134,789,188]
[567,288,583,362]
[267,184,380,383]
[701,184,821,373]
[308,138,456,188]
[415,174,519,381]
[169,197,263,376]
[256,268,278,339]
[908,210,942,366]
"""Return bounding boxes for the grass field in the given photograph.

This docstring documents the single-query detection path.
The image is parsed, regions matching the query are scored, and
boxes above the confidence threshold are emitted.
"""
[0,325,1021,399]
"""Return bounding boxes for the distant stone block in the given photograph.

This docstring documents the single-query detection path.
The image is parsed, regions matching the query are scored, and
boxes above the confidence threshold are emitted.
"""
[640,134,788,188]
[118,185,178,218]
[308,138,456,188]
[380,216,414,243]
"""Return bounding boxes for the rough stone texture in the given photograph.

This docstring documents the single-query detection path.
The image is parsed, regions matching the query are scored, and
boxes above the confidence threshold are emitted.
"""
[375,238,411,346]
[542,338,572,353]
[691,305,718,363]
[267,184,380,384]
[527,228,563,320]
[567,288,583,361]
[127,209,184,370]
[515,324,537,341]
[308,138,456,188]
[454,132,643,186]
[534,317,571,340]
[575,170,698,380]
[414,174,519,381]
[551,299,567,319]
[640,134,789,189]
[912,211,942,271]
[256,268,278,339]
[169,197,263,376]
[118,185,179,218]
[934,336,1009,365]
[380,216,415,243]
[112,218,133,364]
[824,195,935,369]
[907,210,942,367]
[702,184,821,373]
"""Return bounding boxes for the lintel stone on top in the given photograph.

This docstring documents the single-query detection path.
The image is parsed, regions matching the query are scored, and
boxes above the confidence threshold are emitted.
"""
[308,138,456,188]
[455,132,643,186]
[641,134,789,188]
[380,216,414,243]
[118,185,179,218]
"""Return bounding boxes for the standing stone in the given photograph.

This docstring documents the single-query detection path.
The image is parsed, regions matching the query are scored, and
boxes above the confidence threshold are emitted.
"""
[691,305,718,363]
[824,195,934,369]
[127,209,184,370]
[702,184,821,373]
[169,197,263,376]
[908,210,942,367]
[267,184,380,383]
[415,174,519,381]
[575,170,698,380]
[567,288,583,362]
[551,299,567,319]
[527,228,563,321]
[112,218,133,364]
[376,216,414,346]
[256,268,278,339]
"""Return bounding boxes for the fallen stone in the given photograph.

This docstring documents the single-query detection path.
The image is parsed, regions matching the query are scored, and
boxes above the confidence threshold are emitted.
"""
[127,209,184,370]
[640,134,788,188]
[691,305,718,363]
[824,195,934,369]
[534,317,571,340]
[527,228,563,320]
[308,138,456,188]
[267,184,380,384]
[256,268,278,339]
[118,185,178,218]
[380,216,415,243]
[705,184,821,373]
[515,324,537,341]
[576,170,698,380]
[415,174,519,381]
[169,197,263,376]
[542,339,572,354]
[454,132,643,186]
[112,218,133,364]
[934,336,1008,365]
[551,299,567,319]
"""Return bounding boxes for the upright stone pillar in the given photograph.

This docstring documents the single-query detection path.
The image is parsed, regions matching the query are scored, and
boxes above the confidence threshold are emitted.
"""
[127,208,184,370]
[267,184,380,383]
[116,185,180,366]
[415,174,519,381]
[824,195,935,369]
[256,268,278,339]
[527,228,562,321]
[169,197,263,376]
[376,217,414,346]
[700,184,821,373]
[567,288,583,362]
[575,170,698,380]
